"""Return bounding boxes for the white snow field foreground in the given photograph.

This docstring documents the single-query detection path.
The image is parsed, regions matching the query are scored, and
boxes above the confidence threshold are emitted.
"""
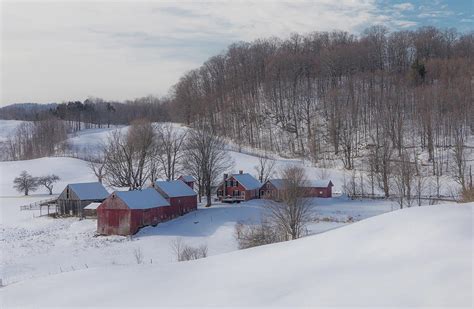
[2,203,472,308]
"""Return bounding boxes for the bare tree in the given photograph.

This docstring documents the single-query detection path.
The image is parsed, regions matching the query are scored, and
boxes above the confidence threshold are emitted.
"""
[104,120,156,189]
[37,174,60,195]
[155,124,187,180]
[184,124,233,206]
[170,238,208,261]
[13,171,38,196]
[234,219,281,249]
[87,152,107,184]
[133,247,144,264]
[254,153,277,182]
[265,165,312,240]
[452,127,467,190]
[393,152,416,208]
[414,173,428,206]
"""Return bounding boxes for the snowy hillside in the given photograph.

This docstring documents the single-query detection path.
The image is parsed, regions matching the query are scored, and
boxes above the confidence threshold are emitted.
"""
[0,154,395,284]
[2,203,472,307]
[0,120,471,307]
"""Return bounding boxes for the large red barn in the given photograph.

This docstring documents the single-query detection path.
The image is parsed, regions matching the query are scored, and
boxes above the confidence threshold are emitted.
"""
[153,180,197,218]
[217,171,261,203]
[97,188,170,236]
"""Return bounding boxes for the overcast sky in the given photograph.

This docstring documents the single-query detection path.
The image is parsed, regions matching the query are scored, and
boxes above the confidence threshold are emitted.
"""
[1,0,472,106]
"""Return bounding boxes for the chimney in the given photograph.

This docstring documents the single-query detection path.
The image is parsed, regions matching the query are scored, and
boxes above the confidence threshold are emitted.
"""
[224,173,228,180]
[239,170,243,174]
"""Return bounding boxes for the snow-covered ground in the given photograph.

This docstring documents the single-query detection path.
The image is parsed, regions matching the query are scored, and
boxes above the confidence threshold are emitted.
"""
[2,203,472,307]
[0,120,471,307]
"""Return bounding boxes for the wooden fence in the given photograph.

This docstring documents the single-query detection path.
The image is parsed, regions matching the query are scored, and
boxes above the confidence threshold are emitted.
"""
[20,198,58,217]
[348,194,457,203]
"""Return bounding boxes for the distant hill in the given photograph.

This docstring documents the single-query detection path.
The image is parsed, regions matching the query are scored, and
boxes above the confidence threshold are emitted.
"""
[0,103,58,120]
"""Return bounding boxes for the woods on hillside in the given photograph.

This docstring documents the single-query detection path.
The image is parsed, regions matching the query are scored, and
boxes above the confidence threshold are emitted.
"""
[1,26,472,199]
[171,26,473,195]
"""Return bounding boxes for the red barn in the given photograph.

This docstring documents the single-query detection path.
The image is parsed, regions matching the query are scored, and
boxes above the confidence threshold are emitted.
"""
[304,180,334,198]
[97,188,170,236]
[217,171,261,203]
[177,175,196,190]
[260,179,334,200]
[153,180,197,218]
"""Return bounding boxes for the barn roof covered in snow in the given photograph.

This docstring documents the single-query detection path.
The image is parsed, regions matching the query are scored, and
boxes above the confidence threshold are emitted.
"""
[154,180,197,198]
[179,175,195,182]
[68,182,109,200]
[304,180,333,188]
[230,173,261,190]
[266,179,287,189]
[84,202,102,210]
[264,179,333,189]
[115,188,170,209]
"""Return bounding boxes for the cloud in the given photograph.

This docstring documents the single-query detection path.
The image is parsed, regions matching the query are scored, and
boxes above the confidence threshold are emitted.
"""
[393,2,415,12]
[3,1,392,105]
[0,0,456,106]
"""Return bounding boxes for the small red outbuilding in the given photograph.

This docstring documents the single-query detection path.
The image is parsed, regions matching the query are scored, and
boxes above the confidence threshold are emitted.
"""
[260,179,334,200]
[97,188,170,236]
[177,175,196,190]
[304,180,334,198]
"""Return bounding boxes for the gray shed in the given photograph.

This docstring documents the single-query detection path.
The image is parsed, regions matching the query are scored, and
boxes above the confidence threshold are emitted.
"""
[57,182,109,216]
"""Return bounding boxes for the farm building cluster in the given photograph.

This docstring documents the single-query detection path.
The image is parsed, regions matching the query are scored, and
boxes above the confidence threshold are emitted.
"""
[56,177,198,236]
[53,171,333,236]
[216,170,333,202]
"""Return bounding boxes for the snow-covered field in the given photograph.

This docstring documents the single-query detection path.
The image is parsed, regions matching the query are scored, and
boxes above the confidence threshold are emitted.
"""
[2,203,472,307]
[0,120,471,307]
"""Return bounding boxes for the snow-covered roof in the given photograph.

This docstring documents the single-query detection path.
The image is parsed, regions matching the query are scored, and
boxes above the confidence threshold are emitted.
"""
[265,179,333,189]
[84,202,101,210]
[154,180,197,198]
[68,182,109,200]
[304,180,333,188]
[231,173,261,190]
[179,175,195,182]
[115,188,170,209]
[266,179,287,190]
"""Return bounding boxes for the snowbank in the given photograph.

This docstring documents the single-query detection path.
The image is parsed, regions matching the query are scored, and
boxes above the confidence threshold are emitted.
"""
[2,203,471,307]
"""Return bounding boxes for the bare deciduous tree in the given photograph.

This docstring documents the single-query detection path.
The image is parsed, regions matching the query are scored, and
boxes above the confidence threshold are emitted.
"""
[104,120,156,190]
[265,165,312,240]
[254,153,277,182]
[13,171,38,196]
[37,174,60,195]
[170,238,208,262]
[133,247,144,264]
[87,152,107,184]
[184,124,233,206]
[452,127,467,190]
[234,219,281,249]
[393,152,416,208]
[155,124,187,181]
